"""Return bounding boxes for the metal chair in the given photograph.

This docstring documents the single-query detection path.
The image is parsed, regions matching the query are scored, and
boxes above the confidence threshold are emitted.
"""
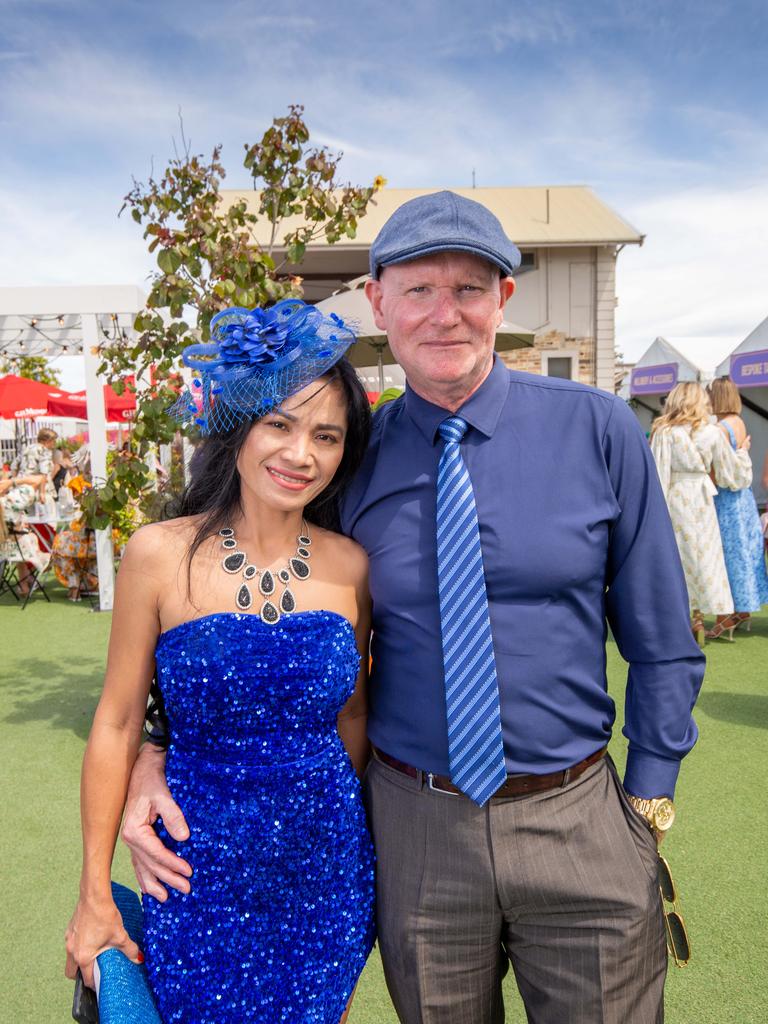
[0,548,21,601]
[0,530,52,609]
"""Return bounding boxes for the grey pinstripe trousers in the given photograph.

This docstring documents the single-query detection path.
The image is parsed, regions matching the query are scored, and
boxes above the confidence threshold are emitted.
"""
[363,754,666,1023]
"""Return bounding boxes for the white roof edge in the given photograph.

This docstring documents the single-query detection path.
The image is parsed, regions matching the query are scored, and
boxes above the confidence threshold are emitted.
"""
[583,186,645,246]
[715,315,768,376]
[658,336,702,369]
[632,336,702,372]
[290,239,641,254]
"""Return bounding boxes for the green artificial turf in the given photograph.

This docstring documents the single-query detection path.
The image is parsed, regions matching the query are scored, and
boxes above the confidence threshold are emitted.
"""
[1,583,766,1022]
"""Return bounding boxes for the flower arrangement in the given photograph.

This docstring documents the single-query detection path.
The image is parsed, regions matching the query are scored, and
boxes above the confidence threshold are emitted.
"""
[67,474,91,496]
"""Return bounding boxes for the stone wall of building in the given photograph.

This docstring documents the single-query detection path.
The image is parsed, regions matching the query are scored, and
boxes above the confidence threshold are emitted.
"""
[499,330,596,385]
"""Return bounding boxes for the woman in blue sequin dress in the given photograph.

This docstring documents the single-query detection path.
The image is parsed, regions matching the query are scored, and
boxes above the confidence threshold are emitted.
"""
[66,302,376,1022]
[708,378,768,634]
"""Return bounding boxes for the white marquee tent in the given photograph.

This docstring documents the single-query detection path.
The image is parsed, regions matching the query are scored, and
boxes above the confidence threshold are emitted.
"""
[715,316,768,505]
[619,336,702,433]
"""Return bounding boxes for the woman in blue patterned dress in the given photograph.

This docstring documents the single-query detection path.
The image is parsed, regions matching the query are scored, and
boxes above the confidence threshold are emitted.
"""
[707,377,768,636]
[66,302,376,1022]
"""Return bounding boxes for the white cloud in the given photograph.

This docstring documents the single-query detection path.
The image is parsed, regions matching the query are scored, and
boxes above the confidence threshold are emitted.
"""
[2,46,207,147]
[0,185,151,287]
[430,1,579,55]
[1,0,766,392]
[616,182,768,372]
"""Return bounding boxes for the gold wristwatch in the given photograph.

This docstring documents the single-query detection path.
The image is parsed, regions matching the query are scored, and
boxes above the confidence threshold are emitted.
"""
[627,795,676,835]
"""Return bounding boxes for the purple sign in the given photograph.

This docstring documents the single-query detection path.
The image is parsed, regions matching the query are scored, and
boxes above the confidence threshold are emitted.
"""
[630,362,679,396]
[731,348,768,388]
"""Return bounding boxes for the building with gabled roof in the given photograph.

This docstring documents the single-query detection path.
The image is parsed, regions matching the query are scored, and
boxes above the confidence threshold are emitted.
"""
[221,185,644,393]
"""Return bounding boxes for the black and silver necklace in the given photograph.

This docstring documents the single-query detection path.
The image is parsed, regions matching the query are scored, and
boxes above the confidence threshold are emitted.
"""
[219,522,311,624]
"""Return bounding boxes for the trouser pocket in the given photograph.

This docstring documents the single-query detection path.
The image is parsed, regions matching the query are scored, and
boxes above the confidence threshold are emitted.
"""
[605,755,660,884]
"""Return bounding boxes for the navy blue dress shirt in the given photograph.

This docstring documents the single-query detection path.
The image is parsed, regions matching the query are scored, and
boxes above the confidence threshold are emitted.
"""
[341,357,705,799]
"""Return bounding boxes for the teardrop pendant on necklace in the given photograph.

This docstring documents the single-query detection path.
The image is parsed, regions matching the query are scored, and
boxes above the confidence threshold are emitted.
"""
[236,583,253,610]
[260,600,280,625]
[280,588,296,614]
[259,570,275,596]
[289,557,310,580]
[223,551,247,574]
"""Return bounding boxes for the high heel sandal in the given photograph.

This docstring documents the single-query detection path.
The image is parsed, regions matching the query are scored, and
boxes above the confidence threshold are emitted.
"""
[733,612,752,632]
[691,615,706,647]
[705,614,739,642]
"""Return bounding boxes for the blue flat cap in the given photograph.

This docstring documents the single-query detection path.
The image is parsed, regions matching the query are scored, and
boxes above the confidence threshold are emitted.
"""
[369,190,521,279]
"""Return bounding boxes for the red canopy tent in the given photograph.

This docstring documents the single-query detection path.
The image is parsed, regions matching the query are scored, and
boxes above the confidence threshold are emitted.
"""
[46,384,136,422]
[0,374,71,419]
[0,374,136,423]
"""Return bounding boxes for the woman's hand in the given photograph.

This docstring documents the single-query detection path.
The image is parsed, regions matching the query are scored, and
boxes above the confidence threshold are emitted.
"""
[64,895,143,989]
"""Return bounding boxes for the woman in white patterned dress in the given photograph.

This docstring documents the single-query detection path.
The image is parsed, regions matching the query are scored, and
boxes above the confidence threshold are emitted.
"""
[650,382,752,643]
[0,475,51,595]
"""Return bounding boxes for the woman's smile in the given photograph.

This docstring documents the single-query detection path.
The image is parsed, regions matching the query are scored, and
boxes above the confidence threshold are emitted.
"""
[266,465,315,490]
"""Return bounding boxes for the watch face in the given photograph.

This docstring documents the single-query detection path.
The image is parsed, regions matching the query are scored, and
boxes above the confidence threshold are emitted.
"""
[653,799,676,831]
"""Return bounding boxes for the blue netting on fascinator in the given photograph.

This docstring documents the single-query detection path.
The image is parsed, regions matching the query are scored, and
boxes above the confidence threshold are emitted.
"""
[169,299,357,435]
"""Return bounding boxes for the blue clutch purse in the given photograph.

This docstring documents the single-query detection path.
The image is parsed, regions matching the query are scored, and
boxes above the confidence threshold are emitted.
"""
[89,882,161,1024]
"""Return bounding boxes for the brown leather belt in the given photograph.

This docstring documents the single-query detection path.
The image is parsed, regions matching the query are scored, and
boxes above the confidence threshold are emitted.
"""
[373,745,607,799]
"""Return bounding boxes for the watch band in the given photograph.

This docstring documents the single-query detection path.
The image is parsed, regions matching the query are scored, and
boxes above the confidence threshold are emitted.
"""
[627,795,675,832]
[627,796,655,816]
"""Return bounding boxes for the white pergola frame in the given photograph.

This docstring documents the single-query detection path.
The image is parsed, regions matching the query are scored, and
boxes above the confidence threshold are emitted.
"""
[0,285,148,611]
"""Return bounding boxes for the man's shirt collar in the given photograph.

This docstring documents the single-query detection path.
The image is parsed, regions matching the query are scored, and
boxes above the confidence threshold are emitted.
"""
[404,355,510,444]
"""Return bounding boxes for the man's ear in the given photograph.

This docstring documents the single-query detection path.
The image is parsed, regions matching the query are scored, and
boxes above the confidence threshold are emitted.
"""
[496,276,515,326]
[365,278,387,331]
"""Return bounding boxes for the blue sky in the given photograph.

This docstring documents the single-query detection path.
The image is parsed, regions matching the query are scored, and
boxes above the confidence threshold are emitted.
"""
[2,0,767,387]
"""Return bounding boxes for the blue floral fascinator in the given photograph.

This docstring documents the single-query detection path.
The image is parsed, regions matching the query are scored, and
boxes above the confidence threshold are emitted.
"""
[170,299,357,435]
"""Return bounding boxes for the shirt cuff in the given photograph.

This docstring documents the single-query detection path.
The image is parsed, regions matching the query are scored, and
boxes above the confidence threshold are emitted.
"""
[623,747,680,799]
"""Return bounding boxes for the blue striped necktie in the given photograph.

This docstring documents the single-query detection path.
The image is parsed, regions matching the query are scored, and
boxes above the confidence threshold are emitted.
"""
[436,415,506,806]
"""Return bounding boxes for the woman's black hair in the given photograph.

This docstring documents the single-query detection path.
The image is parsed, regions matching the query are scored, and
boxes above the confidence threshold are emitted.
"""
[167,358,371,589]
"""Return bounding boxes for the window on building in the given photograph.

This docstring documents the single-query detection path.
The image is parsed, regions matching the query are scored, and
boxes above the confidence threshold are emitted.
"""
[516,251,537,274]
[546,356,575,380]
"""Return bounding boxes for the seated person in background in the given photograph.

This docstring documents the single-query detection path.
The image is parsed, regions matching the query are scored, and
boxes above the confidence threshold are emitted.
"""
[70,444,91,477]
[52,449,75,492]
[11,428,57,500]
[0,474,50,595]
[0,472,48,503]
[52,517,98,602]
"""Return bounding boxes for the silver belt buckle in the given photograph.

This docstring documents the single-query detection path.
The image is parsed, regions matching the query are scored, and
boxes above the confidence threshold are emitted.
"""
[427,772,460,796]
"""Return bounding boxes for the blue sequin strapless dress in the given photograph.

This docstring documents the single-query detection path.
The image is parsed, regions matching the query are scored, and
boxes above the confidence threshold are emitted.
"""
[143,611,376,1023]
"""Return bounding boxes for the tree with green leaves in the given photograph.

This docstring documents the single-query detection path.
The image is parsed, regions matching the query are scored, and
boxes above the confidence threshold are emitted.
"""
[81,105,383,532]
[0,355,61,387]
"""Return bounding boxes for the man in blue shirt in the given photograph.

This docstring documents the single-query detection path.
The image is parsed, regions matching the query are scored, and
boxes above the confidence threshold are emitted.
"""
[125,192,704,1022]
